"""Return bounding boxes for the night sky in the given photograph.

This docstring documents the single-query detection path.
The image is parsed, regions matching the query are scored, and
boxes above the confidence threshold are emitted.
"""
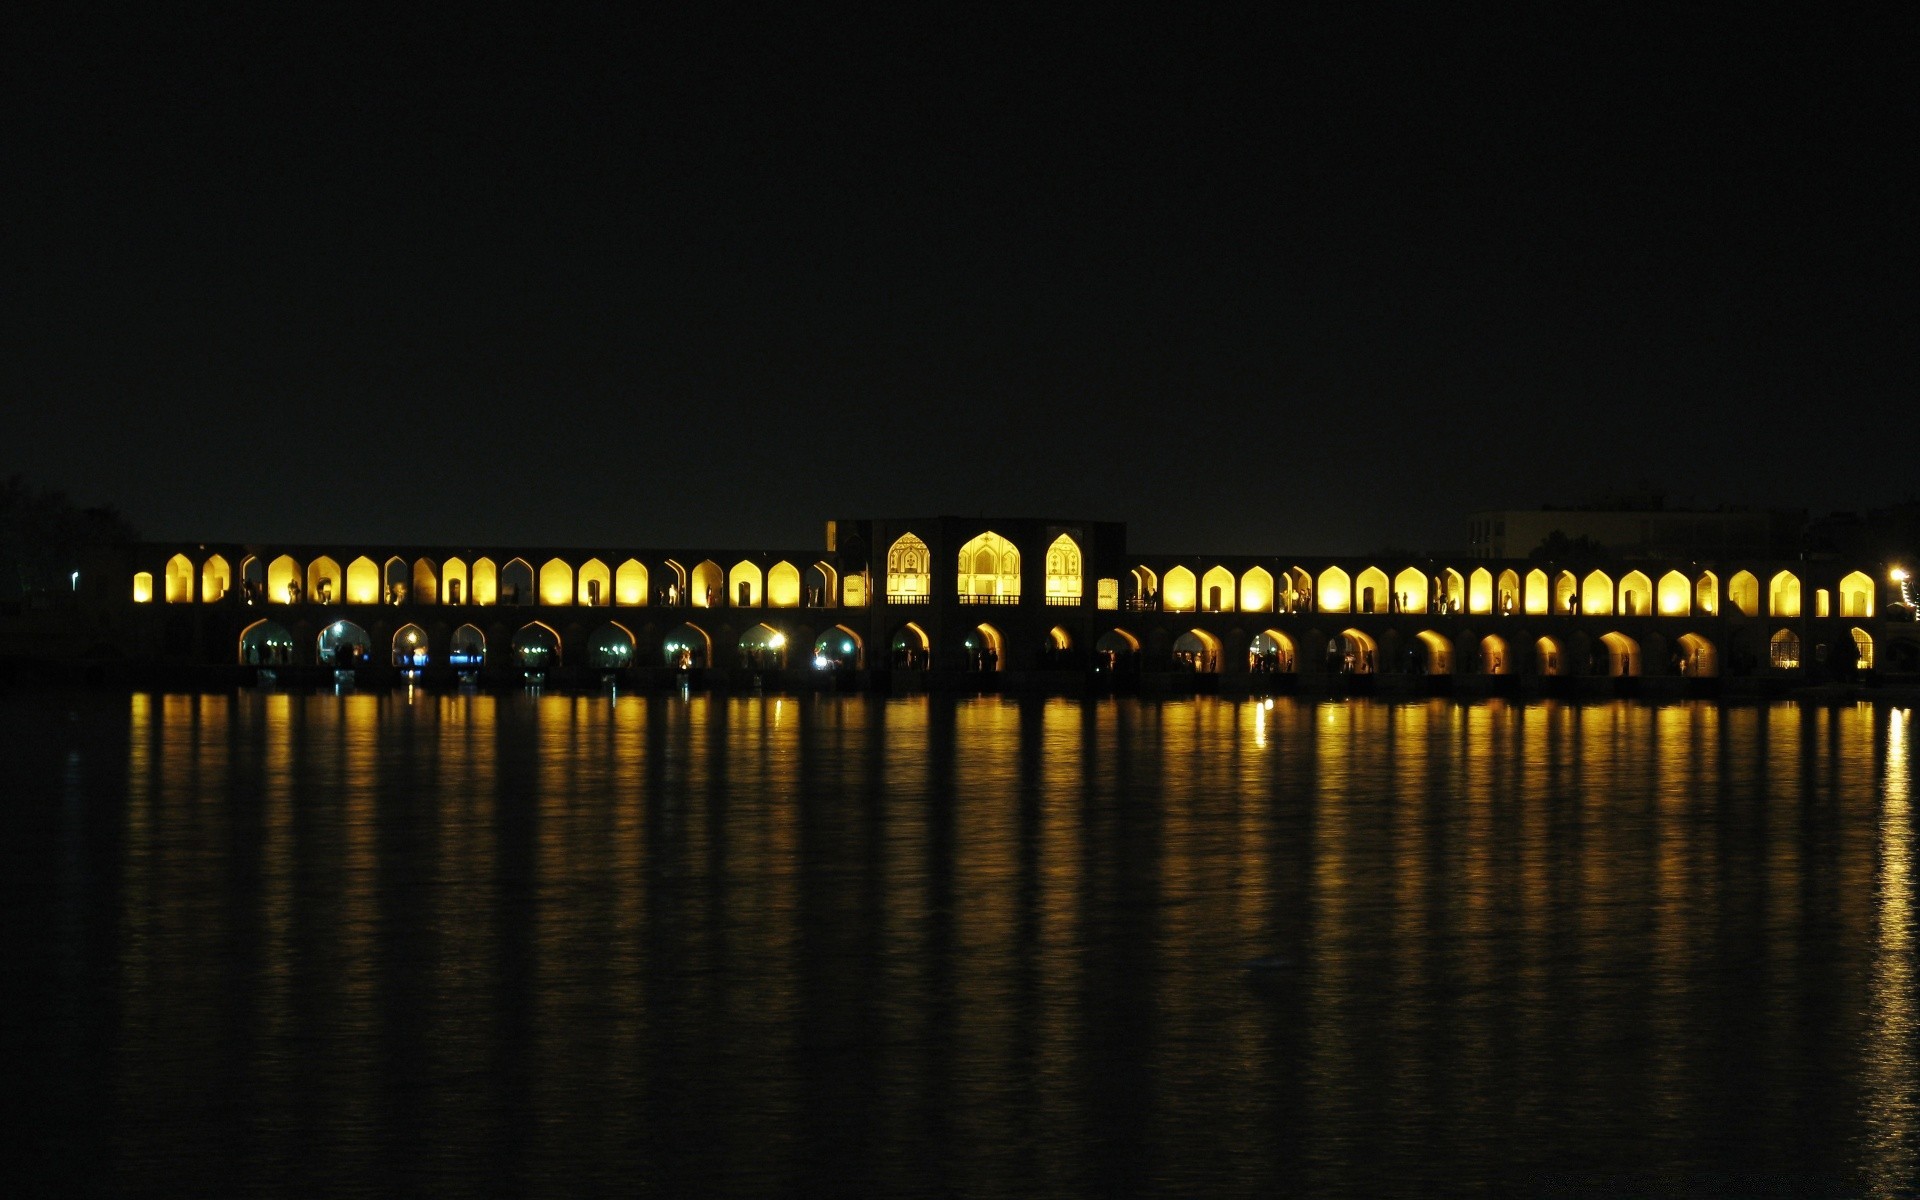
[8,8,1913,555]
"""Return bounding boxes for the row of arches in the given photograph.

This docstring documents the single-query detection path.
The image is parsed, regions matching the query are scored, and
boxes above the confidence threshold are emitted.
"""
[1126,564,1879,620]
[239,619,870,671]
[139,553,843,610]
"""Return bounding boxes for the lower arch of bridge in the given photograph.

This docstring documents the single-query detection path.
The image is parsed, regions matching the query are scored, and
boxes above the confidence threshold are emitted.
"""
[1331,628,1377,673]
[1412,630,1453,674]
[318,618,370,666]
[513,621,561,669]
[1478,634,1509,674]
[1675,632,1717,677]
[451,624,486,667]
[817,625,863,668]
[1172,628,1222,672]
[393,623,429,667]
[739,622,788,668]
[1046,625,1071,650]
[963,624,1002,671]
[664,623,710,668]
[238,619,294,665]
[586,622,635,668]
[1534,636,1564,675]
[1599,631,1639,676]
[1250,630,1296,673]
[890,622,930,669]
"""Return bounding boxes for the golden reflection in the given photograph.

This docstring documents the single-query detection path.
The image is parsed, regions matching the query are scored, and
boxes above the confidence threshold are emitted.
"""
[1864,707,1914,1195]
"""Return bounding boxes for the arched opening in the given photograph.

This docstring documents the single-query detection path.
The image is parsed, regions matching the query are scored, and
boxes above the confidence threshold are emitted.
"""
[240,555,263,602]
[200,555,231,603]
[660,560,688,605]
[1769,628,1802,669]
[500,558,534,606]
[1094,628,1139,673]
[382,556,409,604]
[450,624,487,668]
[238,619,294,664]
[1162,565,1198,612]
[664,623,710,669]
[956,531,1021,602]
[412,557,439,605]
[1438,569,1465,614]
[1479,634,1509,674]
[1172,628,1223,673]
[1040,625,1073,666]
[1394,567,1429,614]
[1728,571,1759,617]
[1201,565,1236,613]
[1839,571,1875,618]
[1045,534,1083,605]
[1316,566,1351,613]
[443,557,469,606]
[1581,570,1614,617]
[392,623,429,668]
[1523,568,1549,615]
[1239,566,1274,613]
[471,558,498,605]
[1282,567,1313,613]
[816,625,863,669]
[1598,631,1640,676]
[1768,570,1802,618]
[1534,636,1564,675]
[1657,570,1690,616]
[318,618,371,666]
[961,624,1002,670]
[1355,566,1389,615]
[739,623,789,669]
[132,571,154,603]
[1468,567,1493,615]
[890,622,930,670]
[1495,569,1520,615]
[615,559,648,606]
[1412,630,1454,675]
[164,553,194,603]
[767,561,801,607]
[585,622,636,668]
[1249,630,1297,673]
[1617,570,1651,617]
[1695,571,1719,615]
[805,561,838,608]
[1131,565,1159,609]
[577,559,611,607]
[1851,627,1875,670]
[1553,570,1577,615]
[268,555,302,604]
[306,557,342,605]
[729,560,764,608]
[344,556,379,605]
[1815,588,1831,618]
[1332,628,1378,673]
[690,560,724,608]
[513,622,561,670]
[539,558,573,606]
[1675,632,1717,677]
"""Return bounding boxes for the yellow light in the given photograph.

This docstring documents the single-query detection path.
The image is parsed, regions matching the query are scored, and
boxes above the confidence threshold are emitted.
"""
[770,633,786,648]
[406,631,417,644]
[1894,568,1909,583]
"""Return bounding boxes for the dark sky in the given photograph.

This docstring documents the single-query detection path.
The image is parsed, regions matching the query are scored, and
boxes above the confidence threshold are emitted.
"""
[8,7,1913,554]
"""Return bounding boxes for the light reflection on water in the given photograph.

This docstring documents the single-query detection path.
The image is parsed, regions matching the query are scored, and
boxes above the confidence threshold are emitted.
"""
[11,693,1920,1196]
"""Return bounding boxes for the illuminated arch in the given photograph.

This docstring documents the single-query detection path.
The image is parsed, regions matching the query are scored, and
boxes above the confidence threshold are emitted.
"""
[585,621,636,668]
[1131,565,1158,606]
[1283,567,1314,613]
[891,622,930,668]
[1768,570,1802,618]
[886,533,931,602]
[1728,571,1759,617]
[1201,565,1236,612]
[392,623,429,668]
[1695,571,1719,615]
[317,617,370,665]
[1161,566,1197,611]
[164,553,194,603]
[728,560,764,608]
[512,621,561,669]
[1675,632,1717,677]
[1851,627,1875,669]
[615,559,648,606]
[1579,570,1613,616]
[739,622,789,668]
[817,624,863,668]
[661,559,689,601]
[805,561,838,607]
[268,555,301,603]
[956,531,1021,600]
[500,558,534,606]
[1046,625,1072,650]
[963,623,1002,670]
[1534,635,1564,675]
[382,556,409,603]
[1249,629,1297,673]
[1657,570,1690,616]
[1413,630,1454,674]
[306,556,342,605]
[1095,627,1140,670]
[1839,571,1875,618]
[237,618,296,665]
[411,557,439,604]
[1478,633,1510,674]
[1239,566,1274,613]
[1468,567,1493,615]
[663,622,710,668]
[1394,567,1429,614]
[690,560,724,607]
[1553,570,1577,615]
[1815,588,1831,618]
[1172,628,1224,673]
[1618,570,1651,617]
[1316,566,1351,613]
[1598,631,1640,676]
[132,571,154,603]
[1439,568,1465,613]
[472,557,499,605]
[1354,566,1389,614]
[200,555,231,603]
[1769,628,1801,669]
[443,557,469,605]
[450,624,486,667]
[577,558,611,607]
[1523,568,1549,615]
[1045,534,1083,604]
[1495,569,1520,615]
[767,561,801,607]
[538,557,574,606]
[343,556,378,605]
[1335,628,1378,673]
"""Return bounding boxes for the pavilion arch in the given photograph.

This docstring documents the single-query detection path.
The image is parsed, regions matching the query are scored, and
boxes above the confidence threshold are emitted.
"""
[199,555,231,603]
[584,621,636,668]
[1523,569,1549,615]
[1044,534,1083,604]
[501,558,536,606]
[1769,628,1802,669]
[1239,566,1274,613]
[1694,571,1718,615]
[513,621,561,669]
[382,556,409,603]
[690,560,724,607]
[1657,570,1690,616]
[1413,629,1454,674]
[392,623,429,667]
[891,621,931,668]
[1201,565,1236,612]
[1162,565,1198,611]
[1851,627,1875,670]
[1478,633,1511,674]
[341,556,377,605]
[805,561,837,607]
[132,571,154,603]
[1552,570,1577,615]
[306,557,343,605]
[663,622,710,668]
[238,619,294,665]
[472,558,499,605]
[1533,635,1565,675]
[729,560,763,608]
[268,555,301,603]
[577,558,611,606]
[1394,567,1430,614]
[1250,629,1297,673]
[1334,628,1378,673]
[1579,570,1614,616]
[615,559,648,606]
[317,618,370,665]
[1172,627,1223,672]
[1728,571,1759,617]
[450,624,486,667]
[1598,631,1640,676]
[1131,565,1158,606]
[538,558,574,606]
[164,553,194,603]
[1839,571,1875,618]
[886,533,931,601]
[1354,566,1390,614]
[1316,566,1351,613]
[1768,570,1802,618]
[1675,632,1717,677]
[957,531,1021,600]
[411,557,439,604]
[818,624,864,668]
[1468,567,1493,615]
[1618,570,1651,617]
[767,561,801,607]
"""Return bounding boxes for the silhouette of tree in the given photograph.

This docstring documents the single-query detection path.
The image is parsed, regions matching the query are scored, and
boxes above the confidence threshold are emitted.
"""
[0,476,138,602]
[1527,530,1610,563]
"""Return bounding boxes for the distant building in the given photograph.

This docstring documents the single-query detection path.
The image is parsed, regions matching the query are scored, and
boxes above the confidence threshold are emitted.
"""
[1466,498,1797,561]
